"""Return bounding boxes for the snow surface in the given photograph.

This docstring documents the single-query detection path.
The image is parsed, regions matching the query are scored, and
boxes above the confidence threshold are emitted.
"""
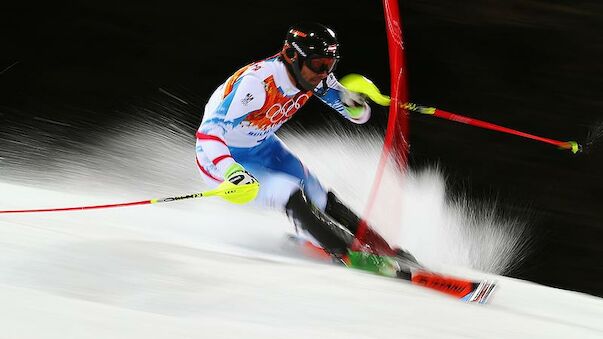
[1,127,601,338]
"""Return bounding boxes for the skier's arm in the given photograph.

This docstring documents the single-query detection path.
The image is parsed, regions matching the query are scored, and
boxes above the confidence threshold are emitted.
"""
[314,73,371,124]
[196,75,266,178]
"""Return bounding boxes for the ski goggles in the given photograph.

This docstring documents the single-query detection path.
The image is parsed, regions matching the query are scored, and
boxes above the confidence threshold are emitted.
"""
[304,56,338,74]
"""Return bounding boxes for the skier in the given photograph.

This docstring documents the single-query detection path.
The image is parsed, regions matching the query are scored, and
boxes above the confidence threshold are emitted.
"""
[195,22,411,265]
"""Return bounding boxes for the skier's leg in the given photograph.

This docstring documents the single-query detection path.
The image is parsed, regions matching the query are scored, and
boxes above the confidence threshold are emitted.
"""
[229,136,356,256]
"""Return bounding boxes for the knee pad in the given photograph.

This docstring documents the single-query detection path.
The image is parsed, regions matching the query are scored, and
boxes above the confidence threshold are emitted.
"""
[285,190,353,255]
[325,191,361,233]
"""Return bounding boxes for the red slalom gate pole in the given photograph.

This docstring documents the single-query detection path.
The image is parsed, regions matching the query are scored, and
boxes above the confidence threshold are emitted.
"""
[354,0,409,254]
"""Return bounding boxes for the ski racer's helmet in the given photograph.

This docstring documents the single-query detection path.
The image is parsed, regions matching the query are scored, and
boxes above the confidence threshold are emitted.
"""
[281,22,340,91]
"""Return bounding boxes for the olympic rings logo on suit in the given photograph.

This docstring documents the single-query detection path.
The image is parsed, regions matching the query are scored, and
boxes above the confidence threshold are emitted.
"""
[265,93,310,123]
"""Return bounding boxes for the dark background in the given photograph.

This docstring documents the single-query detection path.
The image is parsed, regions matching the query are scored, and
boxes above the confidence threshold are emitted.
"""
[2,1,602,297]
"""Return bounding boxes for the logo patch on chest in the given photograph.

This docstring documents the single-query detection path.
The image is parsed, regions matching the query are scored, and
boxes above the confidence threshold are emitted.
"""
[241,93,254,106]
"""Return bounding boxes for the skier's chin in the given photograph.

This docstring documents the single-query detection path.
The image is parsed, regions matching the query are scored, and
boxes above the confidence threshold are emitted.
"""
[306,77,323,88]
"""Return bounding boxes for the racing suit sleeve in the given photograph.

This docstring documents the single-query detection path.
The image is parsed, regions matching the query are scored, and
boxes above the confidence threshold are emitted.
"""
[313,73,371,124]
[196,75,266,178]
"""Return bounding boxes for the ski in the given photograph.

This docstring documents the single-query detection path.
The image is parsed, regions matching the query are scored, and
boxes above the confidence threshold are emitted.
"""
[287,234,497,304]
[410,270,497,304]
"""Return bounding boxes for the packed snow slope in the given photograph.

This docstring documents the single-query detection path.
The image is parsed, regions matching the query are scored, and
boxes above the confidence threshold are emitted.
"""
[1,127,601,338]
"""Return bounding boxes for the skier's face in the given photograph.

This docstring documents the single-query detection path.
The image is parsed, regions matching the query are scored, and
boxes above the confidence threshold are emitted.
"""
[300,61,331,88]
[301,57,337,87]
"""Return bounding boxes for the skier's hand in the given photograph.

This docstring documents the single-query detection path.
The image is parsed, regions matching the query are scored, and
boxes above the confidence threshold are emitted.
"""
[224,163,258,186]
[340,87,368,108]
[340,87,371,121]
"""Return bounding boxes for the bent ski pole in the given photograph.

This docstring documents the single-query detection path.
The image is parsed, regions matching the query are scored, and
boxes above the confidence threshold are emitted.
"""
[340,74,582,154]
[0,181,259,214]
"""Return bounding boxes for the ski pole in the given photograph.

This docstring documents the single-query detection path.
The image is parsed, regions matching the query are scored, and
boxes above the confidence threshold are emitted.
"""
[0,181,259,214]
[340,73,582,154]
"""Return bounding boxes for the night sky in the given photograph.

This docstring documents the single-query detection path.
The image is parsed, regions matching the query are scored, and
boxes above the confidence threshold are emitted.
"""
[2,1,602,297]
